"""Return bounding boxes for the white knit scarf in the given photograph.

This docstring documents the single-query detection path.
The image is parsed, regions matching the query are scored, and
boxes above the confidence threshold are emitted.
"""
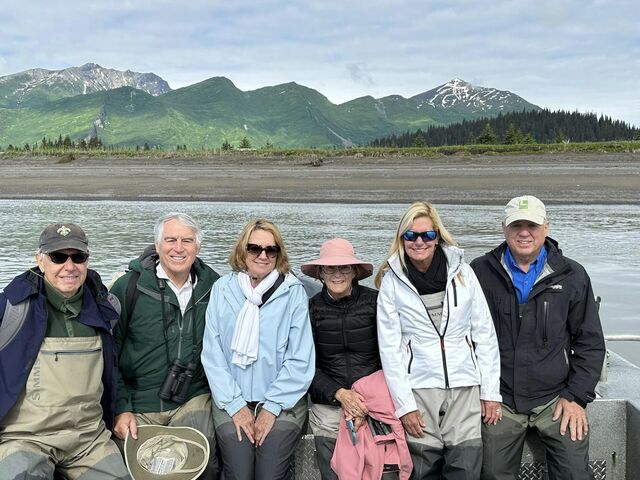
[231,269,280,368]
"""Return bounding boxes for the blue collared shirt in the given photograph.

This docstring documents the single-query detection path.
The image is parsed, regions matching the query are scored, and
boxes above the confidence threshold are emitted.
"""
[504,246,548,303]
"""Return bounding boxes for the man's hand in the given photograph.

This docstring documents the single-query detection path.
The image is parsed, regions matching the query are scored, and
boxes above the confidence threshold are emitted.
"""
[481,400,503,425]
[114,412,138,440]
[232,406,256,444]
[553,398,588,441]
[254,409,277,446]
[335,388,368,419]
[400,410,425,438]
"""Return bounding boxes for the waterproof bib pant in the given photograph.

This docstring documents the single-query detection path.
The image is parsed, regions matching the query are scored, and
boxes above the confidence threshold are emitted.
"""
[0,336,130,480]
[407,386,482,480]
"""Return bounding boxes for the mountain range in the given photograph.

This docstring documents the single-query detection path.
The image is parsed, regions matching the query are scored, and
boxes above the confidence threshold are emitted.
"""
[0,63,539,148]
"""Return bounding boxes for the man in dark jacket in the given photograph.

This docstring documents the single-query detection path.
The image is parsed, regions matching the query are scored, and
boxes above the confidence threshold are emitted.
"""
[0,223,130,479]
[110,212,221,479]
[471,195,605,480]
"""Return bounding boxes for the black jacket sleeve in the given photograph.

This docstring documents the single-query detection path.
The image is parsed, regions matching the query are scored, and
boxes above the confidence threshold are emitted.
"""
[561,262,605,406]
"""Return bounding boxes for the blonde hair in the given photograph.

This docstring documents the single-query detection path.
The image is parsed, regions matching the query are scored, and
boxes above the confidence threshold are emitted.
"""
[375,201,457,288]
[229,219,291,274]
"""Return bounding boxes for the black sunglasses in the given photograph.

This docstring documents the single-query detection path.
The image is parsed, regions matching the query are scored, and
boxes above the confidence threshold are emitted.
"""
[402,230,438,242]
[246,243,280,258]
[47,251,90,264]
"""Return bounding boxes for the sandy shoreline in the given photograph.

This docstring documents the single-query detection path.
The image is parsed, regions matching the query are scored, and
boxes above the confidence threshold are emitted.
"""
[1,151,639,204]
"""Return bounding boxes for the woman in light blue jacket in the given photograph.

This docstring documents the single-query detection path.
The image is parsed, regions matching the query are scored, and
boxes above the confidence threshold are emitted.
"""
[202,218,315,480]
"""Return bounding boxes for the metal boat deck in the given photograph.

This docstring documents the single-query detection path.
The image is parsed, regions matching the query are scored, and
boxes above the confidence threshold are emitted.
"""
[291,348,640,479]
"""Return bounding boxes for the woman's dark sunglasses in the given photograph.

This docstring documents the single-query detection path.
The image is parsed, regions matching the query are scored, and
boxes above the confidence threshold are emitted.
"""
[246,243,280,258]
[47,251,90,264]
[402,230,438,242]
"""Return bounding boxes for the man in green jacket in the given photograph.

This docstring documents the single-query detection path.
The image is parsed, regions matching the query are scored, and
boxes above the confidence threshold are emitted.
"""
[110,213,221,479]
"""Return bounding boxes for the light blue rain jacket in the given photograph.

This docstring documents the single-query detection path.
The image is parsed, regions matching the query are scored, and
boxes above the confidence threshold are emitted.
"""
[202,272,315,417]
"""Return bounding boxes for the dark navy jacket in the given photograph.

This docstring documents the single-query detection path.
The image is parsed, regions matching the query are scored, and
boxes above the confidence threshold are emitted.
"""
[0,268,120,430]
[470,238,605,412]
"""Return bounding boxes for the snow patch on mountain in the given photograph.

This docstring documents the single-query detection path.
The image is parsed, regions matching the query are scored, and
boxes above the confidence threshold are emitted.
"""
[411,78,533,113]
[0,63,170,106]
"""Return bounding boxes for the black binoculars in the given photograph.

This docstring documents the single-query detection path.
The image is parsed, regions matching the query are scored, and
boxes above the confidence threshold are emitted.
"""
[158,359,197,404]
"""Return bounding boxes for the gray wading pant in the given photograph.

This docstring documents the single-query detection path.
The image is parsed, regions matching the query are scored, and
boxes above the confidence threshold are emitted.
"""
[481,396,592,480]
[309,403,400,480]
[407,386,482,480]
[128,393,220,480]
[0,337,130,480]
[309,403,340,480]
[212,397,307,480]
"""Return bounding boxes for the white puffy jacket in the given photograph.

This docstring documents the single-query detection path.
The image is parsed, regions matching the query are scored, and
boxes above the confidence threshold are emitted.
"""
[377,245,501,418]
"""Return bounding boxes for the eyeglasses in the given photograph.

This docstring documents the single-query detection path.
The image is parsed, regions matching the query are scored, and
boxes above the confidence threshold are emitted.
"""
[47,251,90,264]
[402,230,438,242]
[321,265,354,275]
[246,243,280,258]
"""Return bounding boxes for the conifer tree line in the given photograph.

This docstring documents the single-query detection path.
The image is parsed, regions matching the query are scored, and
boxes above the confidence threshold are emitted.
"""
[370,109,640,147]
[3,134,104,152]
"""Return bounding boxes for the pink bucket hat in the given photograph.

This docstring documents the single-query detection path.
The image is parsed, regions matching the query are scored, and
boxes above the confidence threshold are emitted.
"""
[301,238,373,281]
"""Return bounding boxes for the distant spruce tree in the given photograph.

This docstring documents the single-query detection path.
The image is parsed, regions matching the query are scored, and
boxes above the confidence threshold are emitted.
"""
[476,123,497,144]
[503,123,524,144]
[239,136,251,149]
[414,134,426,147]
[221,140,233,151]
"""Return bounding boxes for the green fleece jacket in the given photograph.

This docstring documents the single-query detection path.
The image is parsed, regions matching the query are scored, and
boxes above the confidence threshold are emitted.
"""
[111,246,219,414]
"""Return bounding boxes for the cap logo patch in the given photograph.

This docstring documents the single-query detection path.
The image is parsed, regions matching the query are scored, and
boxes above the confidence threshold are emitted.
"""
[518,199,529,210]
[57,225,71,236]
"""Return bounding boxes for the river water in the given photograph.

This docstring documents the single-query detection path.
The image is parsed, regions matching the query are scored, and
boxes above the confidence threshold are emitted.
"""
[1,200,638,364]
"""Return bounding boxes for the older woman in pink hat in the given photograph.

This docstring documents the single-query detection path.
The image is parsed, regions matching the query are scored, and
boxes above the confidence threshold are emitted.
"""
[301,238,382,480]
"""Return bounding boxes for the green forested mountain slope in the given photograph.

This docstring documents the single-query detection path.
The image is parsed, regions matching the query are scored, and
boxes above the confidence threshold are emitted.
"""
[0,74,539,148]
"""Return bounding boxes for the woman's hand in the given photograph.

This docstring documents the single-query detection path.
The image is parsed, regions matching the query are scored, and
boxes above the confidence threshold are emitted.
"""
[481,400,503,425]
[400,410,425,438]
[254,409,277,446]
[232,406,256,443]
[335,388,368,419]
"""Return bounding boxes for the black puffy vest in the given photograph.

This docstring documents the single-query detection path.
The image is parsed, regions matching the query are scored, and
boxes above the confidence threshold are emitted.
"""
[308,283,382,405]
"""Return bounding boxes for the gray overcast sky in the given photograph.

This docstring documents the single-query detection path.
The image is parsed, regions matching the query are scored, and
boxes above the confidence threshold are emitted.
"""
[2,0,638,126]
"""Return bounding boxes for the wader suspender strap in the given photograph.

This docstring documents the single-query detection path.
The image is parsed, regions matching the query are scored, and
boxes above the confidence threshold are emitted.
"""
[0,299,30,350]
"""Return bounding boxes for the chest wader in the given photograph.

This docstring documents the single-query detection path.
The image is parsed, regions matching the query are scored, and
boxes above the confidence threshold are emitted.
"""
[0,336,130,479]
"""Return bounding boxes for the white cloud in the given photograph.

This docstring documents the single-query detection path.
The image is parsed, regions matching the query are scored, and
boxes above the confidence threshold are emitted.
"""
[0,0,638,125]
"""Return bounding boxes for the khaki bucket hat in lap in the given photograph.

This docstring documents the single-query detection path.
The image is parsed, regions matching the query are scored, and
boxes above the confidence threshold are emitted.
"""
[301,238,373,281]
[125,425,209,480]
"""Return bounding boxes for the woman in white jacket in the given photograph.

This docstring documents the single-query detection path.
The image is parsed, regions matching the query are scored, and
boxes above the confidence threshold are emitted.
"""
[375,201,501,479]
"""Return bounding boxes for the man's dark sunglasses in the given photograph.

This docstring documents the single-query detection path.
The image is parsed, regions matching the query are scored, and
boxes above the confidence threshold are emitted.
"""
[47,251,90,264]
[246,243,280,258]
[402,230,438,242]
